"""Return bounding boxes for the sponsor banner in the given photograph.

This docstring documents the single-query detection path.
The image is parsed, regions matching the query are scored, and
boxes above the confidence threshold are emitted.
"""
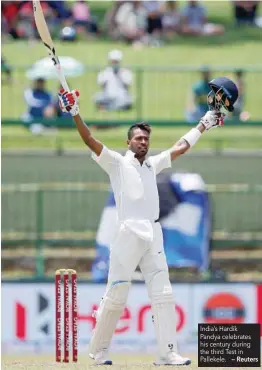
[1,283,259,354]
[192,284,257,329]
[2,284,191,353]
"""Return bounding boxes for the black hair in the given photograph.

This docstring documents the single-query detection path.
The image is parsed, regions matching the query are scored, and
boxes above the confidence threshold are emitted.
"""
[127,122,151,140]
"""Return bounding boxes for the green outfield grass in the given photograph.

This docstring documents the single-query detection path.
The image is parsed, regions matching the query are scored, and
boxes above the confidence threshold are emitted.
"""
[2,125,262,150]
[2,1,262,122]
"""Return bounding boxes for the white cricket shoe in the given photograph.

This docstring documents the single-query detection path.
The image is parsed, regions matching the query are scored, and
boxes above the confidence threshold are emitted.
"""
[89,350,113,365]
[154,352,191,366]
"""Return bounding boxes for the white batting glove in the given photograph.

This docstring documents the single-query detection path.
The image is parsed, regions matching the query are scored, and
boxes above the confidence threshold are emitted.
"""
[200,111,225,131]
[58,88,80,116]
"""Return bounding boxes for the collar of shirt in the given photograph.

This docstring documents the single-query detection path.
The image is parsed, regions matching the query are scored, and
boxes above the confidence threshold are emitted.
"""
[125,150,151,167]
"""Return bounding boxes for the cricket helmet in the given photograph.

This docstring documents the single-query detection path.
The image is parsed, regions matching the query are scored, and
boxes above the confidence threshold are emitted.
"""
[207,77,239,112]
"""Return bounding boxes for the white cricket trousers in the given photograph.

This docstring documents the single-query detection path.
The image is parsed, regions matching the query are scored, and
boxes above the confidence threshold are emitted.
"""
[89,221,178,357]
[107,221,172,295]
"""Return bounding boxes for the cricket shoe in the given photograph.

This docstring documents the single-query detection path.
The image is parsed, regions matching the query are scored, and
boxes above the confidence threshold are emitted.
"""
[154,352,191,366]
[89,350,113,365]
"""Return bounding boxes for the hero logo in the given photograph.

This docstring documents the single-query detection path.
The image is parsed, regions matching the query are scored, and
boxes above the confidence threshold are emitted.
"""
[78,304,185,333]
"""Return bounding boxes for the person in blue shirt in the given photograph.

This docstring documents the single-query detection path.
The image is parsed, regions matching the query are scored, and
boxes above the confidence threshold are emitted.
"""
[181,0,224,36]
[185,66,211,123]
[22,78,53,122]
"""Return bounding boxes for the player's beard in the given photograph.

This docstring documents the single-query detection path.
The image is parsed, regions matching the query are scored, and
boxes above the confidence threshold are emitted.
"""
[135,147,148,158]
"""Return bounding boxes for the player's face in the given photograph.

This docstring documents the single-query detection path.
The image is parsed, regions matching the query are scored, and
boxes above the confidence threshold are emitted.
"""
[128,128,150,158]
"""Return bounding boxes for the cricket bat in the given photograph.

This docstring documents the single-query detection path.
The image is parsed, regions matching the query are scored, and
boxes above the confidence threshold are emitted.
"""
[33,0,69,91]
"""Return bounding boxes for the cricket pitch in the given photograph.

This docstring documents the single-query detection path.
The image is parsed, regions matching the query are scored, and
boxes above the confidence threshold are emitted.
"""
[2,353,261,370]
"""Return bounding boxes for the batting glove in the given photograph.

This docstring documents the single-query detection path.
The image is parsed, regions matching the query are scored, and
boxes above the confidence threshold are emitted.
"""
[200,111,225,131]
[58,88,80,117]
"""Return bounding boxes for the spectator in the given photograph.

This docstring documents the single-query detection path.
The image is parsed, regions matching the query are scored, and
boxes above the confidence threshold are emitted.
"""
[1,57,13,84]
[93,50,133,112]
[1,1,20,39]
[22,78,54,122]
[231,69,250,121]
[1,10,9,41]
[72,1,99,38]
[103,1,125,40]
[115,0,147,46]
[143,1,164,46]
[59,25,77,42]
[185,66,211,123]
[233,1,260,26]
[2,1,72,41]
[17,1,56,40]
[47,1,72,22]
[16,1,35,40]
[162,0,181,39]
[181,0,225,36]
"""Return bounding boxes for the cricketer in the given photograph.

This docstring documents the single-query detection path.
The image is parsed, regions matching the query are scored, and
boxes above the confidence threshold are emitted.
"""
[58,77,238,366]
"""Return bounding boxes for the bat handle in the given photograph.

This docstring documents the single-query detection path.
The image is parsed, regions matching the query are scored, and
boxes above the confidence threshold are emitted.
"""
[56,64,70,92]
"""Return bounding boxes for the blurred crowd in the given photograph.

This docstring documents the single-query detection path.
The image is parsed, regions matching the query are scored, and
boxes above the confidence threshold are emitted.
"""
[2,0,258,130]
[2,1,261,46]
[1,0,99,42]
[107,0,226,47]
[20,48,248,132]
[21,49,134,129]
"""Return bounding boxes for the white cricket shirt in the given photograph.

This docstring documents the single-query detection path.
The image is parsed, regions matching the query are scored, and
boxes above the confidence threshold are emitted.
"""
[92,147,171,229]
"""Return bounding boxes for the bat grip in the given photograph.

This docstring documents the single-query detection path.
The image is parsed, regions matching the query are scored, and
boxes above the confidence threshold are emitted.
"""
[56,64,70,92]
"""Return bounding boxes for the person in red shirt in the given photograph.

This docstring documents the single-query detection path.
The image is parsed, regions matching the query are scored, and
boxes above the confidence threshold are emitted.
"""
[2,1,20,39]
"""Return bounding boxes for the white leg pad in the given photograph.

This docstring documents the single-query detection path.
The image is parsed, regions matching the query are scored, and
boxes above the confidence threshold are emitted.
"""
[88,281,130,355]
[150,272,178,357]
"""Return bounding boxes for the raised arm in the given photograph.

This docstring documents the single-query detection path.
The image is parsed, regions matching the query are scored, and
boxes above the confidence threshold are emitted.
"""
[170,122,205,161]
[58,89,103,156]
[73,114,103,156]
[170,111,225,161]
